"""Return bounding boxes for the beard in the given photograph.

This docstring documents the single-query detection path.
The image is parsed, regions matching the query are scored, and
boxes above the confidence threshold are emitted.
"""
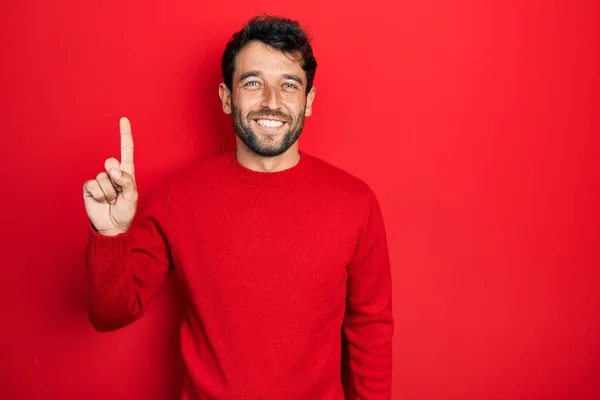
[231,103,306,157]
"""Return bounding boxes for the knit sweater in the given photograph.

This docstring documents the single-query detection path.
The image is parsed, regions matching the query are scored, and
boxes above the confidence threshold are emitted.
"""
[86,149,394,400]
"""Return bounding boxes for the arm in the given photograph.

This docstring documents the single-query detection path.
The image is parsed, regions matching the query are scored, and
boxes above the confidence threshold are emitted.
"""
[85,180,173,332]
[343,187,394,399]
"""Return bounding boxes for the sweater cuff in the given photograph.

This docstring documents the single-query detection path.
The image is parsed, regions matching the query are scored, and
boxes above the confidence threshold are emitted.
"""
[87,221,130,261]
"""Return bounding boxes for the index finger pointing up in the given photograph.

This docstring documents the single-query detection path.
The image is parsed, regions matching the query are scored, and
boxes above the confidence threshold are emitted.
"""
[119,117,135,176]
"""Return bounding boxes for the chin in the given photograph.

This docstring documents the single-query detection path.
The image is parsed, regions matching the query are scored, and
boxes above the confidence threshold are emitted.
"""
[250,145,289,157]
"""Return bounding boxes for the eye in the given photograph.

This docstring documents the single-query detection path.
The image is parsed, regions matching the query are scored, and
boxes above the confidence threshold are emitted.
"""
[244,81,260,87]
[283,83,298,89]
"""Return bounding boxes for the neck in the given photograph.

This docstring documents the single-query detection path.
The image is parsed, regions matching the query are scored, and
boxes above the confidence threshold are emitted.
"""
[235,139,301,173]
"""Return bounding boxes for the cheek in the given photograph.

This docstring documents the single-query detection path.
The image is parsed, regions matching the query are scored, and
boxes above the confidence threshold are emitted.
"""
[234,92,260,110]
[283,98,306,118]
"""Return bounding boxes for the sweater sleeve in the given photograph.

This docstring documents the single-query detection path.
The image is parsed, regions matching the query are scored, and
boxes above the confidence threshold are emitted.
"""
[85,179,174,332]
[343,187,394,399]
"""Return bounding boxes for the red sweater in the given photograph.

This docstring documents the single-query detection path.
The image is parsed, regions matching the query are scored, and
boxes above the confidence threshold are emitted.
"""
[86,149,394,399]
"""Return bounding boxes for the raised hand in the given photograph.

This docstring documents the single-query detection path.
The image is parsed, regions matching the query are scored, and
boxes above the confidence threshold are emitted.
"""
[83,117,139,236]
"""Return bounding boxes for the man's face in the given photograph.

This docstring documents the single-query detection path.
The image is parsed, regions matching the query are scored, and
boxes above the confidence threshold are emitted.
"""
[219,41,316,157]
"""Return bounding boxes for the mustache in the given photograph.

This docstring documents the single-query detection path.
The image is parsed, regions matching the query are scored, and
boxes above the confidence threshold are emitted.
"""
[248,110,291,122]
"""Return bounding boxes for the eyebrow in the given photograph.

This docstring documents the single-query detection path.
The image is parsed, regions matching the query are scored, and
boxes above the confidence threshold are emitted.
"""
[239,70,304,85]
[283,74,303,85]
[239,71,262,81]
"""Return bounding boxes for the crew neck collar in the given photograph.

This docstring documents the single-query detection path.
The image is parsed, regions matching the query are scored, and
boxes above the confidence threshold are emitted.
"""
[227,149,310,187]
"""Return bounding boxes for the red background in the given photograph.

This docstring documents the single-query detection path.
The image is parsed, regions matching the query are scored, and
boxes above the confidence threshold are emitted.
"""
[1,0,598,399]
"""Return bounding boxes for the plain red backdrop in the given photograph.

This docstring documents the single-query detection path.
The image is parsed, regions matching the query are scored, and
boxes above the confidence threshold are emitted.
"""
[0,0,598,399]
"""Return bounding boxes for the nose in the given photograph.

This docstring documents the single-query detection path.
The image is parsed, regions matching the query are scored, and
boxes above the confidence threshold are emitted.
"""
[260,85,281,110]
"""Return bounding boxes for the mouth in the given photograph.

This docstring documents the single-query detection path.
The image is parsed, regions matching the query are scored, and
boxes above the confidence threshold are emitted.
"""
[252,118,287,131]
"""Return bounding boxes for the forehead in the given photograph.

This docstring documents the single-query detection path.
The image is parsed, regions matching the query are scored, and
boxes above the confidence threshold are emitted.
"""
[234,41,306,81]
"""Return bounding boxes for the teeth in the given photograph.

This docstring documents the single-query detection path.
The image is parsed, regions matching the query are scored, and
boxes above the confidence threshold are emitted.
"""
[256,119,284,128]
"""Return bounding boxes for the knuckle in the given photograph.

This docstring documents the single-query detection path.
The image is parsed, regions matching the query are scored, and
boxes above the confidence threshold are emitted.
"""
[84,180,99,193]
[96,172,108,181]
[92,190,105,201]
[104,185,117,197]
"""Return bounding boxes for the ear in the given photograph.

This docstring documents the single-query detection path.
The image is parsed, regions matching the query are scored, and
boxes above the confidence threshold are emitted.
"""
[219,83,232,114]
[304,86,316,117]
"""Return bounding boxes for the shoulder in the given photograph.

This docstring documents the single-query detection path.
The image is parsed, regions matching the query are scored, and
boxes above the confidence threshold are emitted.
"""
[304,152,386,232]
[303,151,376,200]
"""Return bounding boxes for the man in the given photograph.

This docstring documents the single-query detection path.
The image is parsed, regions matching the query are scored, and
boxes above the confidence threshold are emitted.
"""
[83,14,394,400]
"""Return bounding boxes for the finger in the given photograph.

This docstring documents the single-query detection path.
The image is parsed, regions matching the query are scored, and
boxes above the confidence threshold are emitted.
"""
[104,157,121,178]
[83,179,107,203]
[96,172,119,204]
[119,117,135,176]
[108,168,138,203]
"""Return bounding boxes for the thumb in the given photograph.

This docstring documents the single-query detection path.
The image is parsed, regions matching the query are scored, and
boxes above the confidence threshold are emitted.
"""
[109,168,137,195]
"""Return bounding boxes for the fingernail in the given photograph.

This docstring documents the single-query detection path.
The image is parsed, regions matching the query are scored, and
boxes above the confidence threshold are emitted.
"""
[110,168,121,178]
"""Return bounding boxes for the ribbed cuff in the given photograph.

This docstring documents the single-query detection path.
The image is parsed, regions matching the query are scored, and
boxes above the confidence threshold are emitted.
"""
[87,221,130,261]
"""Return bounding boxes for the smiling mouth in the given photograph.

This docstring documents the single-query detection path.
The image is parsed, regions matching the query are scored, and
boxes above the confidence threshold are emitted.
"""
[253,118,286,128]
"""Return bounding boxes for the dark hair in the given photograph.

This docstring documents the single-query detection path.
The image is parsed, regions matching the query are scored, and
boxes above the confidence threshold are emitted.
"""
[221,15,318,94]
